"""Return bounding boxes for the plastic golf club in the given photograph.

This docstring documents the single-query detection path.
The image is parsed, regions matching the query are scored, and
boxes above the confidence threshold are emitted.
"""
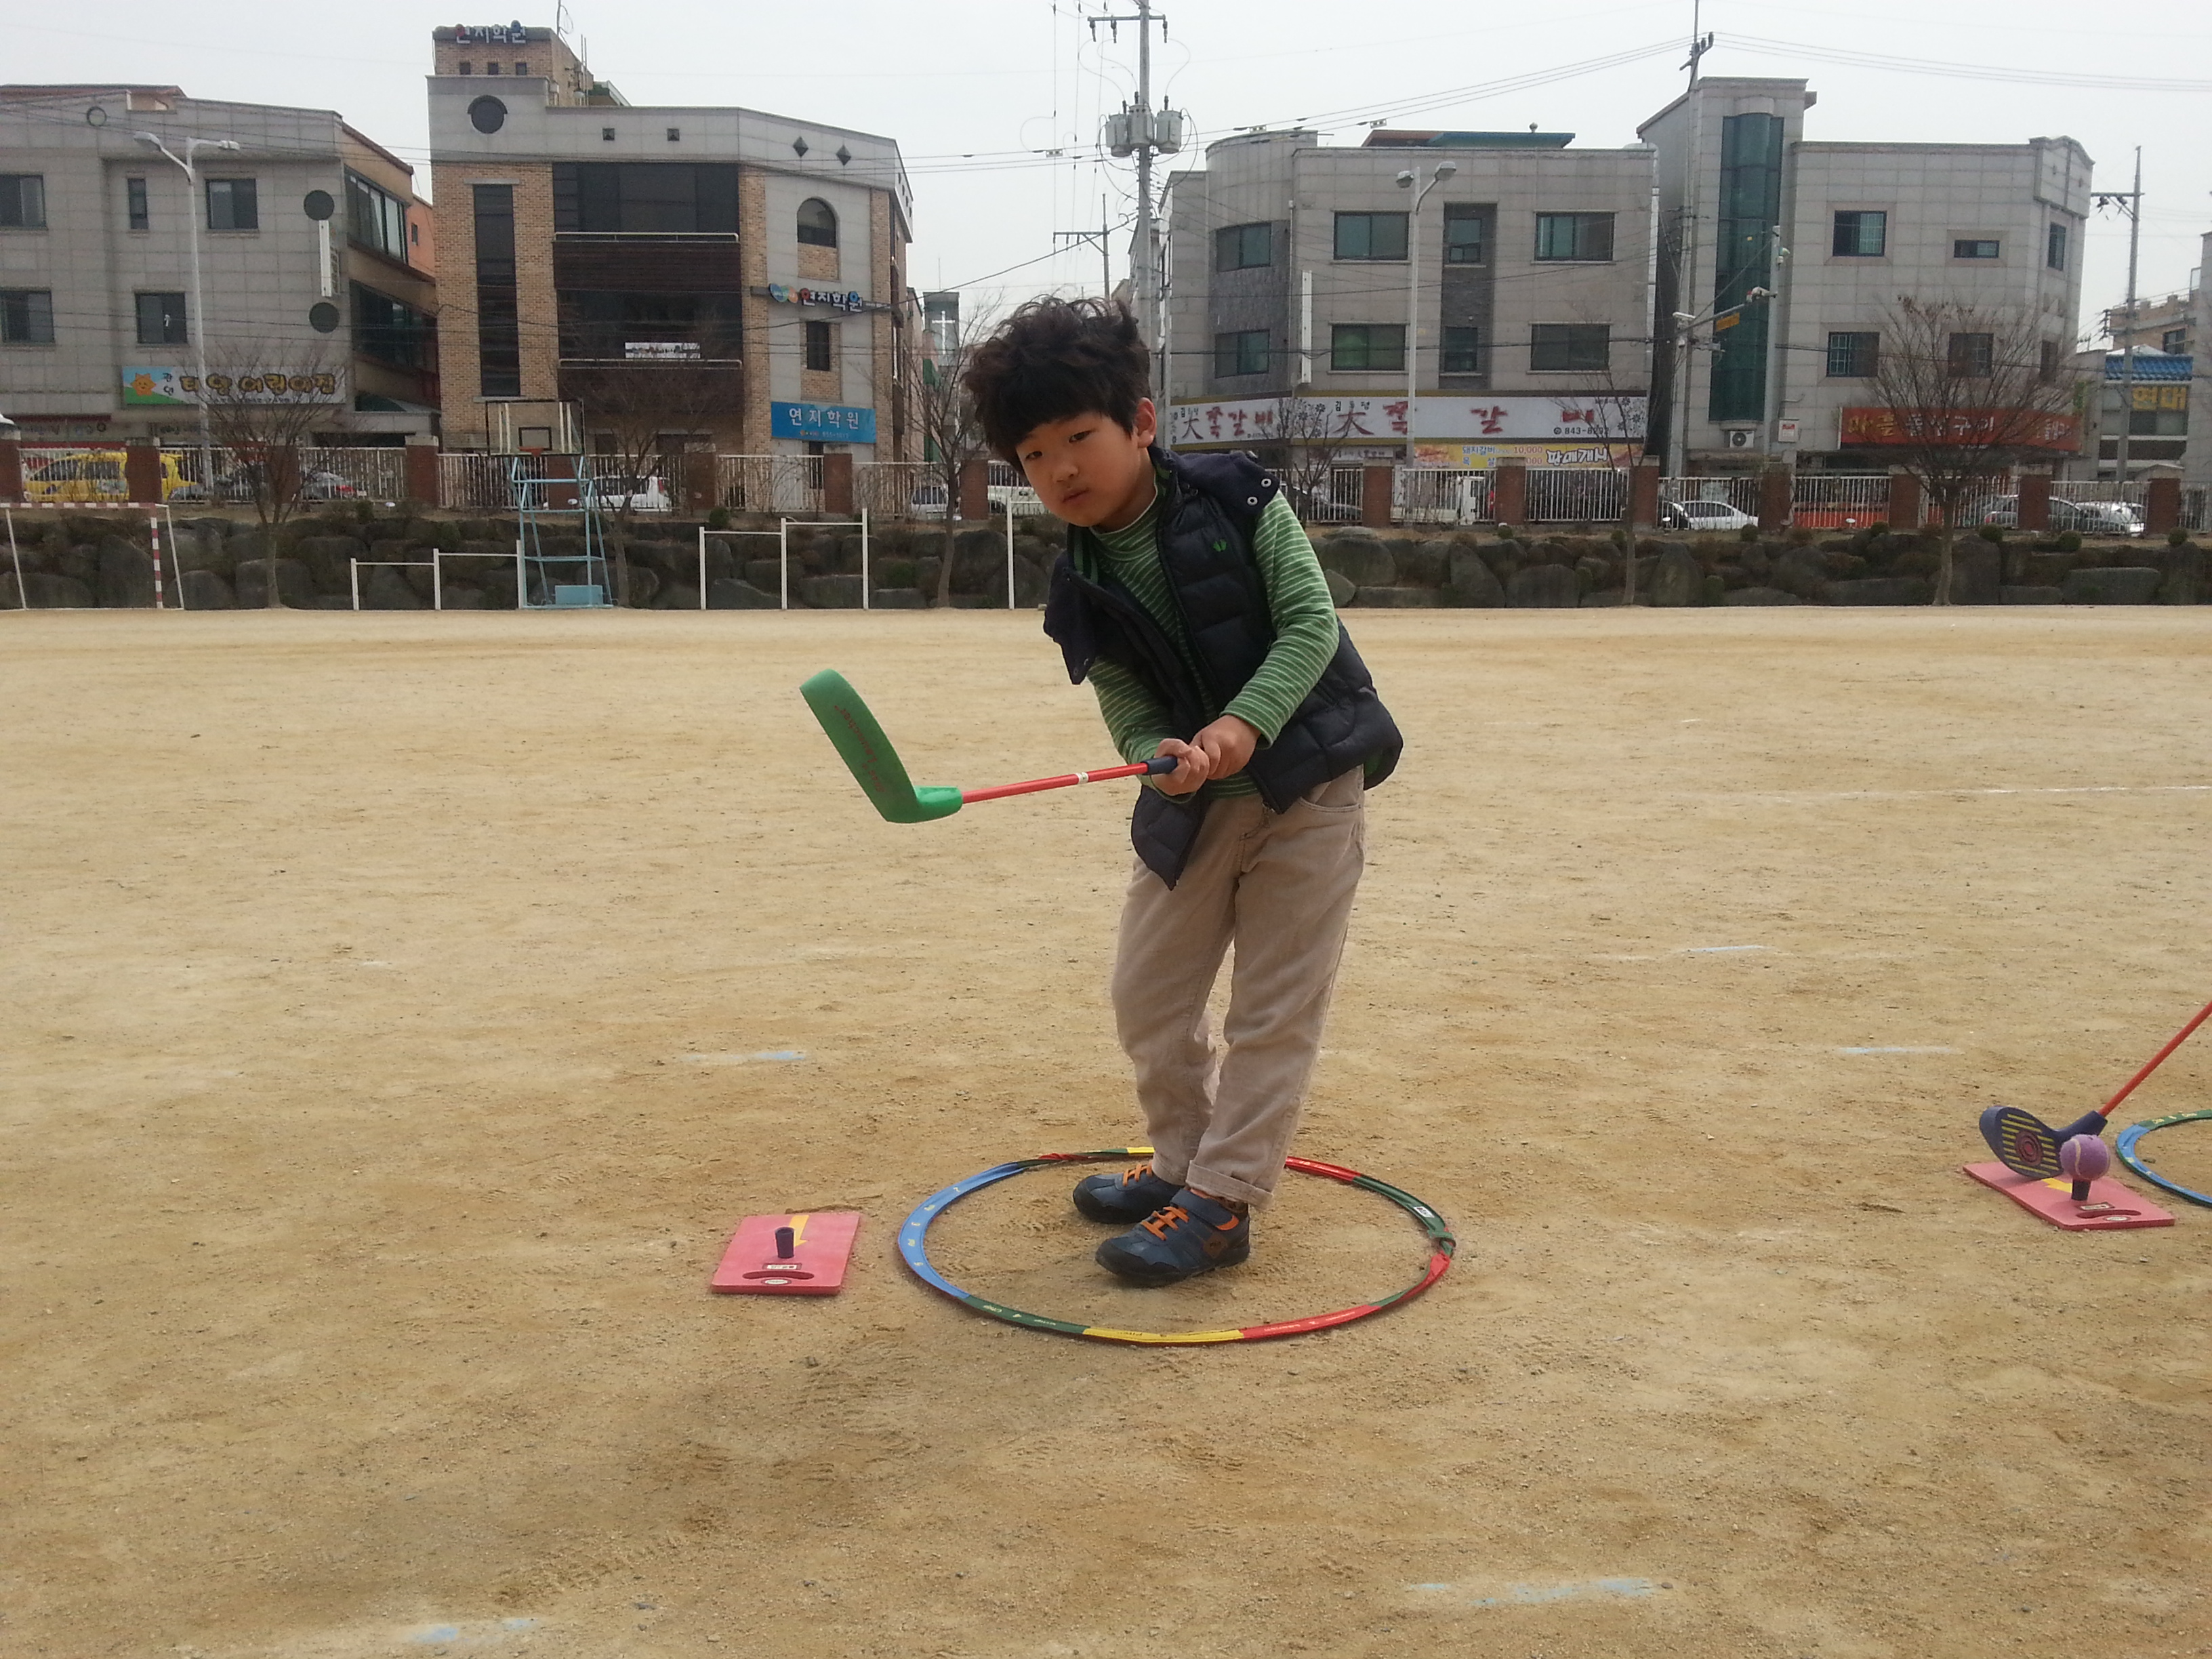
[800,670,1175,823]
[1978,991,2212,1178]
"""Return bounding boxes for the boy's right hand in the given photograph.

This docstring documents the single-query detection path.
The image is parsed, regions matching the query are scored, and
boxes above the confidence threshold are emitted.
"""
[1151,738,1211,796]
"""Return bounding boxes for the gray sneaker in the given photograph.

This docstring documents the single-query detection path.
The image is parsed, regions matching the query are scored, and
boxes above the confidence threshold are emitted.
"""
[1071,1162,1181,1223]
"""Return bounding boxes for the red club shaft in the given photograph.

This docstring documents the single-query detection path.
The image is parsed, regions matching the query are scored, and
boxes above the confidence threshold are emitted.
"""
[960,760,1158,805]
[2102,993,2212,1115]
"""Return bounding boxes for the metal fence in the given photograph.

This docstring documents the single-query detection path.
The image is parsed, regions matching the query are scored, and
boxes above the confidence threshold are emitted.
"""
[1286,466,1366,525]
[151,445,408,502]
[437,451,576,512]
[1395,468,1490,526]
[716,453,823,515]
[1525,467,1626,524]
[857,461,931,520]
[1790,474,1889,529]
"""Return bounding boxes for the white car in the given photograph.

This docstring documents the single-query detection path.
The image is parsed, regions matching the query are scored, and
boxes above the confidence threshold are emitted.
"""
[594,474,671,512]
[907,482,951,519]
[987,482,1044,516]
[2066,499,2146,538]
[1660,498,1757,531]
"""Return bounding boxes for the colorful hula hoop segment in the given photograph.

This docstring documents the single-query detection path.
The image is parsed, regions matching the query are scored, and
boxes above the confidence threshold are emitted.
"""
[2116,1109,2212,1209]
[897,1147,1457,1345]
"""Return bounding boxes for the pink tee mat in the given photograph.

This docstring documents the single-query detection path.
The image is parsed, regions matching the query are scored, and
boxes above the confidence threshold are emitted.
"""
[711,1211,862,1294]
[1961,1162,2174,1231]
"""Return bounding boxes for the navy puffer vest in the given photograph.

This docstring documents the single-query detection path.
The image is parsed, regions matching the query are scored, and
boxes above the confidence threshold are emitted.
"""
[1042,446,1402,886]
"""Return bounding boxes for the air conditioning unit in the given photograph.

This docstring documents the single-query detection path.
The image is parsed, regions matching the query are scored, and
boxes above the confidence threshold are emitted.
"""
[1725,429,1755,449]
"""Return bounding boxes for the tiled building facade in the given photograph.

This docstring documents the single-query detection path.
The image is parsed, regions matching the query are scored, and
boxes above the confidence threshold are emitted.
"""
[426,27,920,461]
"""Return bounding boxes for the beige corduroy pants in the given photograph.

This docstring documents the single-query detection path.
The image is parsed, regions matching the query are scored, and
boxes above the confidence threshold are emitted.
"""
[1109,766,1366,1207]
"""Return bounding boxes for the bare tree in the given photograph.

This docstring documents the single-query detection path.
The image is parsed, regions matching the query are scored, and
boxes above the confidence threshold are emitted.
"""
[565,363,744,605]
[1868,298,2083,604]
[197,350,348,605]
[1265,394,1366,527]
[916,295,1004,608]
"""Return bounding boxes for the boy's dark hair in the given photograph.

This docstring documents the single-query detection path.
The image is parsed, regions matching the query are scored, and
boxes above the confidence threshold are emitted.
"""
[962,296,1151,462]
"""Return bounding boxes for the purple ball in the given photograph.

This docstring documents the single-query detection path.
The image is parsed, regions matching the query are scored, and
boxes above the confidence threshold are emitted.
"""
[2059,1134,2110,1183]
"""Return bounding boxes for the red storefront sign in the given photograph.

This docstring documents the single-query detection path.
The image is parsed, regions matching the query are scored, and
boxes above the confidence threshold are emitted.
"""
[1839,407,2080,451]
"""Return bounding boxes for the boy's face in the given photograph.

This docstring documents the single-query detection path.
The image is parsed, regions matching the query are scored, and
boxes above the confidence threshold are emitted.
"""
[1012,399,1158,530]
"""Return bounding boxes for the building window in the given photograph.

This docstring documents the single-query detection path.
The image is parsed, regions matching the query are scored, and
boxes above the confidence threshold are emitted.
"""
[2040,340,2062,382]
[0,289,56,344]
[552,163,741,233]
[1530,323,1609,372]
[602,126,616,142]
[472,184,521,397]
[354,283,434,369]
[515,61,529,75]
[1334,212,1407,261]
[1214,329,1269,377]
[1330,323,1404,372]
[2161,327,2188,354]
[1947,332,1994,377]
[135,291,188,345]
[1534,213,1613,262]
[797,197,838,247]
[485,60,502,74]
[803,319,834,371]
[2047,222,2068,270]
[1,173,49,229]
[1953,239,2001,260]
[666,127,681,143]
[1826,331,1879,378]
[1214,222,1271,271]
[458,61,474,74]
[205,177,258,231]
[346,171,409,262]
[1443,205,1486,265]
[126,176,150,231]
[1832,210,1886,257]
[1439,325,1481,374]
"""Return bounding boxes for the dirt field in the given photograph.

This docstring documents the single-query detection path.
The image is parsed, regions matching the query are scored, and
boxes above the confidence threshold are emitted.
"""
[4,605,2209,1659]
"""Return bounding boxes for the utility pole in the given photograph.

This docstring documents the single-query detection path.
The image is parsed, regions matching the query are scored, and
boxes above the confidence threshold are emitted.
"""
[2093,149,2144,482]
[1666,1,1715,480]
[1053,195,1115,297]
[1092,1,1175,416]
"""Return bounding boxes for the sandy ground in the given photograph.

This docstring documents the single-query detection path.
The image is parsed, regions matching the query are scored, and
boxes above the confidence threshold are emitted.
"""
[3,605,2210,1659]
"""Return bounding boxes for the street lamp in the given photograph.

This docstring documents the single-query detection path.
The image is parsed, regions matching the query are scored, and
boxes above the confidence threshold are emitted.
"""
[133,132,241,501]
[1395,159,1456,463]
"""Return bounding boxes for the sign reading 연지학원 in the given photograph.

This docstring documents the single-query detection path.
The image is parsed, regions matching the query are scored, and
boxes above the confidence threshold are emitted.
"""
[771,401,877,445]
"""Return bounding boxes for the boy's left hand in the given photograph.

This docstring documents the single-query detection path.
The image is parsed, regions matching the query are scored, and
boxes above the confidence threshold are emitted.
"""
[1193,714,1261,780]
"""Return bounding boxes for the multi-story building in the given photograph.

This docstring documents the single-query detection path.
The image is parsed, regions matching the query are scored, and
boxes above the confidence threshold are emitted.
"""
[1162,129,1656,468]
[2103,286,2194,359]
[0,83,437,446]
[1641,77,2091,474]
[426,25,920,463]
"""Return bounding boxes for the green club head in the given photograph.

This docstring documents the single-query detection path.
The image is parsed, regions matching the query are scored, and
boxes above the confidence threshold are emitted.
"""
[800,670,963,823]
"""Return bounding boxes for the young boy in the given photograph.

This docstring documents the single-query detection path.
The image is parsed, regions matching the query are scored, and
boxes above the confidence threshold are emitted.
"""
[962,298,1401,1287]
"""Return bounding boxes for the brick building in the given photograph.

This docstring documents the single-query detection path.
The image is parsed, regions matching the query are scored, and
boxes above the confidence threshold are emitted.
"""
[426,26,920,462]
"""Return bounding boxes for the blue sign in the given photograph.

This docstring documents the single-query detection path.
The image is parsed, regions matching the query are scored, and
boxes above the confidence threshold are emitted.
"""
[771,401,877,445]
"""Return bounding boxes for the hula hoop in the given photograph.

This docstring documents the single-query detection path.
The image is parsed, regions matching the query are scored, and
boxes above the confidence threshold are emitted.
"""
[897,1147,1456,1345]
[2116,1109,2212,1209]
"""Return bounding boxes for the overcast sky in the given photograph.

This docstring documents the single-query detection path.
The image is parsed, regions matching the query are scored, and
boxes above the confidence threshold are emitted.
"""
[18,0,2209,343]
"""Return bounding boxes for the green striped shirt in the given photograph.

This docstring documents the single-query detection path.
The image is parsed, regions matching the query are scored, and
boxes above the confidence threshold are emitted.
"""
[1075,480,1340,798]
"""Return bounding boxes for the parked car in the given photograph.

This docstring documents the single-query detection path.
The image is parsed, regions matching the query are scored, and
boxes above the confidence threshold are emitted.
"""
[171,464,359,503]
[907,482,951,520]
[1979,495,2146,537]
[987,482,1044,516]
[592,474,671,512]
[1659,498,1757,531]
[22,449,190,502]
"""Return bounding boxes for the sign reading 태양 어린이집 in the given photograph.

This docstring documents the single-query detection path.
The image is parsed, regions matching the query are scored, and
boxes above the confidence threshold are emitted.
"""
[1171,394,1646,447]
[121,366,342,406]
[771,401,878,445]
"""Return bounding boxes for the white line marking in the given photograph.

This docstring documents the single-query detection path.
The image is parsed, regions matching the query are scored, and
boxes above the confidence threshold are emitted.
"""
[1837,1046,1957,1055]
[1682,945,1769,954]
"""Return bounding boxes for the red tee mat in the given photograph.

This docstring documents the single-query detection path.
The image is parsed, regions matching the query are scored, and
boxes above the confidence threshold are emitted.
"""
[711,1211,862,1294]
[1961,1162,2175,1231]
